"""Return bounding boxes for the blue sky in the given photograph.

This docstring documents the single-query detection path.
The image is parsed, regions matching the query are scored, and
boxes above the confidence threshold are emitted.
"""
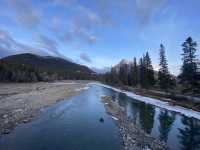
[0,0,200,75]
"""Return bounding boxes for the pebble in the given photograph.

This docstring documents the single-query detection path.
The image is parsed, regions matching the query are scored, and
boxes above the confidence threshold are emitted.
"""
[3,114,8,118]
[102,96,168,150]
[2,129,10,134]
[22,119,29,123]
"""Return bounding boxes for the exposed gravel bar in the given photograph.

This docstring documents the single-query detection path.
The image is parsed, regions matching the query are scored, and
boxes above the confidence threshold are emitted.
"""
[0,80,90,136]
[101,96,168,150]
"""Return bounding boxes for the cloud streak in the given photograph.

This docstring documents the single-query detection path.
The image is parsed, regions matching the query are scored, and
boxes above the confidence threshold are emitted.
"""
[36,35,61,56]
[79,53,92,63]
[7,0,41,28]
[0,29,56,58]
[135,0,166,27]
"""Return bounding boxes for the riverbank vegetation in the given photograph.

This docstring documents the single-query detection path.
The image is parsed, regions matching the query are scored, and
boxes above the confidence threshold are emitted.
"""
[103,37,200,98]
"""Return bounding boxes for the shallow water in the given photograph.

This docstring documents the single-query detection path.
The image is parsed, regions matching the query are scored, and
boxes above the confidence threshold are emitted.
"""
[0,85,122,150]
[103,86,200,150]
[0,85,200,150]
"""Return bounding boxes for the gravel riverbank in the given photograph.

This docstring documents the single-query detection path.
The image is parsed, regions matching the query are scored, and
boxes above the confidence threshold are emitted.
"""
[0,80,90,135]
[101,96,168,150]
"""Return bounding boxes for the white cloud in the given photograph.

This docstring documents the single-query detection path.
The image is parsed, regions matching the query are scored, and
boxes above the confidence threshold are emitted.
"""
[0,29,57,58]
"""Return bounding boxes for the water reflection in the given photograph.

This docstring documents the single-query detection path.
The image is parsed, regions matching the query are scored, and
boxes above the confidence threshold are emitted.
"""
[178,117,200,150]
[103,87,200,150]
[159,110,175,142]
[138,103,155,134]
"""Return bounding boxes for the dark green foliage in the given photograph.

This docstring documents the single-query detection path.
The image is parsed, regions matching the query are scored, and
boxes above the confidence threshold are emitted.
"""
[119,63,129,85]
[104,68,121,85]
[158,44,176,91]
[104,52,156,89]
[130,57,139,86]
[139,57,146,87]
[103,37,200,97]
[0,53,96,82]
[144,52,155,87]
[2,53,93,74]
[179,37,200,93]
[139,52,155,88]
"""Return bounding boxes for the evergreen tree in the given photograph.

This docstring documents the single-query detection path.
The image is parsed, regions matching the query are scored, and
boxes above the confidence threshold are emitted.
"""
[158,44,175,91]
[119,63,129,85]
[128,63,134,86]
[128,57,139,87]
[104,67,120,85]
[179,37,200,93]
[132,57,139,86]
[139,57,145,87]
[140,52,155,88]
[145,52,155,87]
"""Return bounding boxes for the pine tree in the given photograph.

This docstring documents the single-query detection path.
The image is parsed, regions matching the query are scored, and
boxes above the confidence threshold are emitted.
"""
[119,63,129,85]
[128,63,133,86]
[139,53,155,88]
[145,52,155,87]
[158,44,175,91]
[179,37,200,93]
[139,57,145,87]
[132,57,139,86]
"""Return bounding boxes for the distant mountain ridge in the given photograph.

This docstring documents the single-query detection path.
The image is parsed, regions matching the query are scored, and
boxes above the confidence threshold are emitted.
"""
[0,53,96,82]
[112,59,133,73]
[91,67,111,74]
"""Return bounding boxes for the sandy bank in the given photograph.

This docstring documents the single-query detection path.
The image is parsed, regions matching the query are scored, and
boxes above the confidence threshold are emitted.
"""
[0,80,89,135]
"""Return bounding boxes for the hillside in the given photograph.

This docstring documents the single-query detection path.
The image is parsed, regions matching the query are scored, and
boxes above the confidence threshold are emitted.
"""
[0,53,96,82]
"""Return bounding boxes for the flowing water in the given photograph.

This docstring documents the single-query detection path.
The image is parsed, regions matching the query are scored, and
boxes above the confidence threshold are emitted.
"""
[0,85,200,150]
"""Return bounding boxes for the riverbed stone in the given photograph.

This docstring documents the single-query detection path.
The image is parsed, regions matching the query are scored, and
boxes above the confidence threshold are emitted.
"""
[101,96,168,150]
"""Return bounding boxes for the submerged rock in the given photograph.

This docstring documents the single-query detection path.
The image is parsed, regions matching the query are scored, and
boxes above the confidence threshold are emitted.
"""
[99,117,104,123]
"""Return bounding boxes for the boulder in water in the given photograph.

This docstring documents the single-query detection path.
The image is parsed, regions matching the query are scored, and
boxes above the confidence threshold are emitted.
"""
[99,117,104,123]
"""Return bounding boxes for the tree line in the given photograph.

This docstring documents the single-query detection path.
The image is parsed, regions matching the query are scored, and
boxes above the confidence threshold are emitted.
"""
[104,37,200,94]
[0,61,97,82]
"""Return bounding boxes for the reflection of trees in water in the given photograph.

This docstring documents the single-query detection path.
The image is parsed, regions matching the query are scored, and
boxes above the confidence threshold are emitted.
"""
[139,103,155,134]
[159,110,175,142]
[117,93,127,107]
[126,100,140,124]
[178,117,200,150]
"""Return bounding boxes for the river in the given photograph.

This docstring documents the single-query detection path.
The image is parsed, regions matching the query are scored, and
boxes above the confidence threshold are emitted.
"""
[0,84,200,150]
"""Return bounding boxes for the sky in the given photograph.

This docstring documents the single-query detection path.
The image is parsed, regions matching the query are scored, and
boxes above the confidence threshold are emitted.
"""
[0,0,200,75]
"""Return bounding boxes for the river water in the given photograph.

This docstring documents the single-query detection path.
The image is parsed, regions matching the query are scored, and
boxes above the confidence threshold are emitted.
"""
[0,85,200,150]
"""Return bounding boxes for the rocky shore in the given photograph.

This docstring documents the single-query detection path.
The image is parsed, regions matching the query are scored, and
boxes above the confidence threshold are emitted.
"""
[101,96,168,150]
[0,80,89,136]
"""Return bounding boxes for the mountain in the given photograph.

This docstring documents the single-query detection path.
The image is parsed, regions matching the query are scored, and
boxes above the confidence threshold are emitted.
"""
[112,59,132,73]
[0,53,96,82]
[91,67,111,74]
